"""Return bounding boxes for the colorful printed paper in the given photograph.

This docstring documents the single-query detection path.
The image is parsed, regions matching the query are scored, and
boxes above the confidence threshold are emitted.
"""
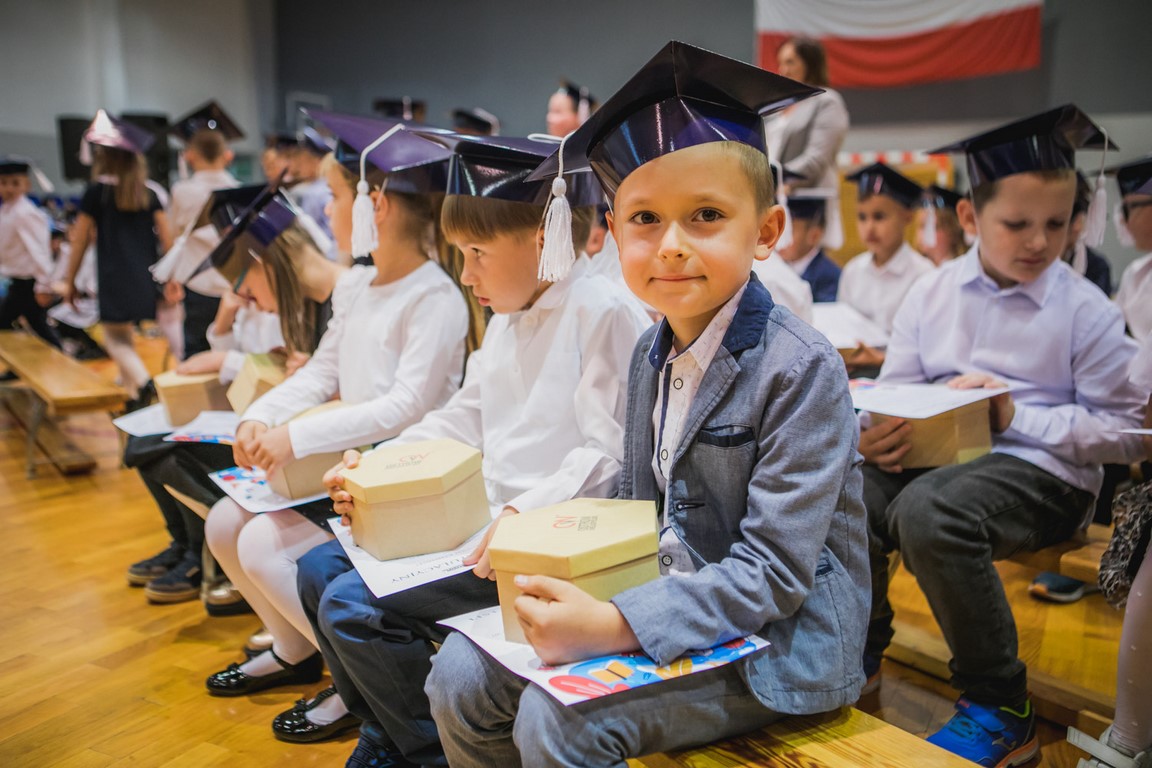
[329,517,490,598]
[163,410,240,445]
[849,380,1009,419]
[439,606,769,706]
[209,465,328,513]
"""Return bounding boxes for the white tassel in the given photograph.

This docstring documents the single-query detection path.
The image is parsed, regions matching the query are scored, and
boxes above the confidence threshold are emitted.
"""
[1083,128,1110,248]
[349,123,405,258]
[1114,203,1136,248]
[920,204,938,250]
[177,151,189,181]
[824,196,844,250]
[30,165,55,194]
[538,132,576,282]
[79,139,92,167]
[577,87,591,125]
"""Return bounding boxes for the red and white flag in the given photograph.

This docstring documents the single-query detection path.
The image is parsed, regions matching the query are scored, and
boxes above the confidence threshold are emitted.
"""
[756,0,1042,89]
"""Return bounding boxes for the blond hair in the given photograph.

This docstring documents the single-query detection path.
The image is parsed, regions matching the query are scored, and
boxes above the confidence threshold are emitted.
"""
[92,146,150,212]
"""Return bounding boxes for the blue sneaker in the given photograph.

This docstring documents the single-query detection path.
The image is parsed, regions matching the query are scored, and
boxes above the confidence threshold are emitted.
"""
[345,735,417,768]
[927,697,1039,768]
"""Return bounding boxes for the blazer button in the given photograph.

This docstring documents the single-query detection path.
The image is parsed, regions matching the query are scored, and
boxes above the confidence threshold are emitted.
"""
[672,378,684,390]
[661,555,673,567]
[660,449,668,461]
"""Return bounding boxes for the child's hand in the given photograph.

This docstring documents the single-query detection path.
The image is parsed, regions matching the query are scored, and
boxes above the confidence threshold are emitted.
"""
[845,343,885,372]
[859,419,912,473]
[163,280,184,303]
[250,424,295,477]
[233,420,268,469]
[947,373,1015,433]
[464,507,518,580]
[175,350,226,375]
[324,449,362,525]
[513,575,640,665]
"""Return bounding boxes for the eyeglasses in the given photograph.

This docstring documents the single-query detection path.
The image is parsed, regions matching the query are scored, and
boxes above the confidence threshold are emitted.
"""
[1122,199,1152,219]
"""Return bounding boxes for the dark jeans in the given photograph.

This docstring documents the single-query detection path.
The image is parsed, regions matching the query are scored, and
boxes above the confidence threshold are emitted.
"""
[0,278,61,348]
[297,538,499,766]
[863,453,1092,706]
[124,434,235,558]
[181,289,220,360]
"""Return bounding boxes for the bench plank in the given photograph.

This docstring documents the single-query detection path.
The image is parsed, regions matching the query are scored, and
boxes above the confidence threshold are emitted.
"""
[1,388,97,474]
[628,708,972,767]
[0,331,127,415]
[1060,525,1110,584]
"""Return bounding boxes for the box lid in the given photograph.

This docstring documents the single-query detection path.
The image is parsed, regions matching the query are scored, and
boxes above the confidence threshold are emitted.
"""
[339,437,482,503]
[487,499,659,578]
[155,370,219,388]
[241,352,287,380]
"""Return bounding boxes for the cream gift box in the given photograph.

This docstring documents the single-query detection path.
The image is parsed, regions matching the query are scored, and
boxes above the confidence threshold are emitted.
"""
[265,401,346,500]
[487,498,659,643]
[154,370,231,426]
[338,438,489,561]
[226,352,287,415]
[873,399,991,468]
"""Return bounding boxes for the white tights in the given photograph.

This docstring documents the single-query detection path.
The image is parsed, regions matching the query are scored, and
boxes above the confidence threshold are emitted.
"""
[155,299,184,362]
[101,322,150,395]
[1112,544,1152,756]
[204,498,333,665]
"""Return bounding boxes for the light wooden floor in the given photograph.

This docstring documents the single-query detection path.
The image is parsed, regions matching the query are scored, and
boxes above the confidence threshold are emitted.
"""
[0,332,1121,767]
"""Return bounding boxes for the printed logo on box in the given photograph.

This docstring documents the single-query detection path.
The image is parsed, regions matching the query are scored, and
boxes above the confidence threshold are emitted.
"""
[552,515,598,531]
[382,452,431,471]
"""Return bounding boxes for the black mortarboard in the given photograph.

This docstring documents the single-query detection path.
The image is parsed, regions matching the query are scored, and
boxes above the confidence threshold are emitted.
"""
[452,108,500,136]
[265,132,299,152]
[928,104,1117,189]
[206,181,300,286]
[373,97,426,122]
[1105,155,1152,197]
[424,132,602,207]
[846,162,923,209]
[529,41,821,200]
[170,100,245,142]
[306,110,452,195]
[787,188,835,221]
[0,156,31,175]
[298,127,334,157]
[83,109,155,155]
[923,184,963,211]
[194,183,267,233]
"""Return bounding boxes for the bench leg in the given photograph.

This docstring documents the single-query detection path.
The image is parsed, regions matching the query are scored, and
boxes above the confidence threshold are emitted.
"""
[25,397,45,478]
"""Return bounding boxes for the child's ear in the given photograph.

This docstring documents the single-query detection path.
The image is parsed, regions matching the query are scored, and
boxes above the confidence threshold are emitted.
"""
[755,204,786,258]
[371,189,390,226]
[956,198,979,238]
[604,209,616,239]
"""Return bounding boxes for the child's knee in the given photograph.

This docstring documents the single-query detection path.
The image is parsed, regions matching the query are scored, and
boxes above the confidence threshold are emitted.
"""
[296,539,346,605]
[426,633,483,718]
[204,498,245,553]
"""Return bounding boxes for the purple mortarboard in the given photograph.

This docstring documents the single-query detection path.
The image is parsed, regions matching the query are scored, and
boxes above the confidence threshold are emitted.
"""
[194,183,267,233]
[928,104,1117,189]
[452,108,501,136]
[1105,155,1152,197]
[846,162,923,209]
[170,100,245,142]
[83,109,156,155]
[206,178,301,287]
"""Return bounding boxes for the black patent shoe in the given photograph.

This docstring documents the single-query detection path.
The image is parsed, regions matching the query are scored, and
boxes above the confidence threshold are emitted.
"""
[205,650,323,697]
[272,685,361,743]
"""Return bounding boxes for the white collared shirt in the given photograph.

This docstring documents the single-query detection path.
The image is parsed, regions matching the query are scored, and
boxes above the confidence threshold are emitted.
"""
[389,261,652,515]
[839,242,934,334]
[207,306,286,384]
[751,254,813,323]
[1116,253,1152,342]
[169,169,240,232]
[1131,333,1152,393]
[243,261,469,457]
[880,244,1146,496]
[0,196,54,287]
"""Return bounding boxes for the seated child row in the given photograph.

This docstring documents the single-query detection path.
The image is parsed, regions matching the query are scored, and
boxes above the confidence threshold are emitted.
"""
[125,44,1151,768]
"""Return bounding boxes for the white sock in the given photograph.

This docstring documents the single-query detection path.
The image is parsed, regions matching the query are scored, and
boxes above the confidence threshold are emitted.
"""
[238,649,286,677]
[306,690,349,726]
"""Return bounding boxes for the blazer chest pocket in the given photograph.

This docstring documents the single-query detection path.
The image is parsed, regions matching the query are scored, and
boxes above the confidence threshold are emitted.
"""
[696,424,755,448]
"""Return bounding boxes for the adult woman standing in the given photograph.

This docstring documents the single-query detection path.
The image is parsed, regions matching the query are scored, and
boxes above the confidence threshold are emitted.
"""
[767,37,850,247]
[63,110,173,408]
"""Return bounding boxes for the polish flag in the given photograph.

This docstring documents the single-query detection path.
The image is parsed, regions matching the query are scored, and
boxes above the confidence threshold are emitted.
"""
[757,0,1042,89]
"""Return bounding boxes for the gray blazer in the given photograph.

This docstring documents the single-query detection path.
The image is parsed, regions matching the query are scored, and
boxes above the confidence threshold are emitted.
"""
[612,274,870,715]
[768,88,850,190]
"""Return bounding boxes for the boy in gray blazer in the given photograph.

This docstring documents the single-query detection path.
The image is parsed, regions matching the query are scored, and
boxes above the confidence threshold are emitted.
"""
[426,41,870,768]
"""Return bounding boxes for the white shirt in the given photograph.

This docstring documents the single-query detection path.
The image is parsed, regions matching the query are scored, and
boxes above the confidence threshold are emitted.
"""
[243,261,469,457]
[207,306,286,384]
[839,242,935,334]
[751,253,814,323]
[0,196,54,287]
[152,170,240,296]
[169,169,239,233]
[388,262,652,515]
[1115,253,1152,342]
[1131,333,1152,393]
[880,244,1146,496]
[48,242,99,328]
[650,284,746,576]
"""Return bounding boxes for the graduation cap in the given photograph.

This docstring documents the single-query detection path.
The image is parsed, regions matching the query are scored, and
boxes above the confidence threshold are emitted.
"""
[205,180,300,287]
[82,109,156,156]
[373,97,426,122]
[169,100,245,142]
[529,41,820,280]
[452,108,501,136]
[845,162,923,209]
[923,184,963,211]
[298,126,335,156]
[1105,155,1152,197]
[194,183,267,233]
[0,156,31,175]
[265,132,299,152]
[928,104,1117,189]
[559,80,596,123]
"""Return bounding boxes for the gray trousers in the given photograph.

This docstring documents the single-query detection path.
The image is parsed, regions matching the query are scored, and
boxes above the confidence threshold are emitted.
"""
[426,632,781,768]
[863,453,1092,705]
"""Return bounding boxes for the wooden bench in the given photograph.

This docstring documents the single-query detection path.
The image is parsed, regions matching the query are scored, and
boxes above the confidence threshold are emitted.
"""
[1009,523,1111,584]
[0,330,129,477]
[628,707,973,767]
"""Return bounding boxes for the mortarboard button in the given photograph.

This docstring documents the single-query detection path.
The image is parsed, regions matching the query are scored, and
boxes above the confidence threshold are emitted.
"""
[169,100,245,142]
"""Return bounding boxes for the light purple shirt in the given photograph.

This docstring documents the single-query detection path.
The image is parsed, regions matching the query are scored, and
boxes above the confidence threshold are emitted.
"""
[879,244,1145,495]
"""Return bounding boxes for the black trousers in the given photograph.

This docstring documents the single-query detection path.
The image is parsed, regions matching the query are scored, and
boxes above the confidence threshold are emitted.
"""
[0,278,60,348]
[182,289,220,360]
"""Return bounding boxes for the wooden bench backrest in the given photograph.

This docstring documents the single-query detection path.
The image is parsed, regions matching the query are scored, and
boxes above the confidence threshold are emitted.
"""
[0,331,128,413]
